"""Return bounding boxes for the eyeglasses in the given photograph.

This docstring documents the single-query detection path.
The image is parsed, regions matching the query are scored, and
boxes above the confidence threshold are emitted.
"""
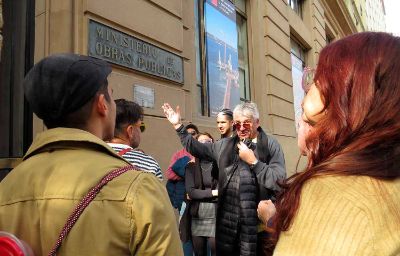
[139,122,145,132]
[234,121,252,131]
[132,122,145,132]
[302,67,316,92]
[301,113,317,127]
[128,121,145,133]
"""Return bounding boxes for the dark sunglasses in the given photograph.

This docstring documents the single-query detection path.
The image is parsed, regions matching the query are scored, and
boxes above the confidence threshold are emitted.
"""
[234,121,252,130]
[139,122,146,133]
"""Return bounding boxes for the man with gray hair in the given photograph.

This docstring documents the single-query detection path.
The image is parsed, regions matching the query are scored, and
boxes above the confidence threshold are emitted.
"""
[162,101,286,256]
[233,102,284,201]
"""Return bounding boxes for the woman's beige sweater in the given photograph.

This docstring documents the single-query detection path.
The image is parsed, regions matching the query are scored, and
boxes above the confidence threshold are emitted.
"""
[274,175,400,255]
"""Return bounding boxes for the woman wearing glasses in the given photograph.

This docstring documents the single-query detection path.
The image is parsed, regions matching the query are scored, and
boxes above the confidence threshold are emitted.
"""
[272,32,400,255]
[180,132,218,256]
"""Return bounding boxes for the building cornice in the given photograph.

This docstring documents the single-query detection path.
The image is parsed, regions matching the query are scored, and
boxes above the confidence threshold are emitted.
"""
[320,0,358,36]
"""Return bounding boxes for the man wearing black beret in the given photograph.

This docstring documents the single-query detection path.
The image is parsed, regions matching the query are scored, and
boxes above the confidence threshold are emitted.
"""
[0,54,182,255]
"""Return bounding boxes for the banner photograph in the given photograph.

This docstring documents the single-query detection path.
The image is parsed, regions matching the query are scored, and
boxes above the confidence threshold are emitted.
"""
[205,0,240,116]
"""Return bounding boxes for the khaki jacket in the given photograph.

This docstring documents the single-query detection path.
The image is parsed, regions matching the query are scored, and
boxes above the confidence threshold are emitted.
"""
[0,128,182,256]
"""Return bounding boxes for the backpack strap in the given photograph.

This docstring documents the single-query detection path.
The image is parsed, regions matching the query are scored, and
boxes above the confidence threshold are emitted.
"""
[48,165,138,256]
[118,147,132,156]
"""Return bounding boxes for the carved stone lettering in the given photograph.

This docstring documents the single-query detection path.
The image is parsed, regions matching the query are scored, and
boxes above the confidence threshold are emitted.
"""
[88,20,183,84]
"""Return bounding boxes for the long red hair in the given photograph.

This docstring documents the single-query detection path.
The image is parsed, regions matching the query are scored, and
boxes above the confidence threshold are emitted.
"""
[273,32,400,240]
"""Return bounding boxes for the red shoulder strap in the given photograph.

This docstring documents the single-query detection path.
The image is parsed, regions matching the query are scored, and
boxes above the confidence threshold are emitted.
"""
[118,147,132,156]
[48,165,138,256]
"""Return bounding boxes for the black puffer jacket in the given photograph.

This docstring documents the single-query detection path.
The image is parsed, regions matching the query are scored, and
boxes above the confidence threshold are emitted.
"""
[216,149,258,255]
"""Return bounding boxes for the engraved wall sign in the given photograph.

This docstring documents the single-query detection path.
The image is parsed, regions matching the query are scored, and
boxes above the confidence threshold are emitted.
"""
[88,20,184,84]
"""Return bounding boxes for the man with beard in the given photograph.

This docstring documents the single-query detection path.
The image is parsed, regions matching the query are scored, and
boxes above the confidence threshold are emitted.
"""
[108,99,163,181]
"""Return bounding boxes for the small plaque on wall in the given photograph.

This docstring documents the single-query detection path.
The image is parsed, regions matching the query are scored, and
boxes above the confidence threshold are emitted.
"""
[134,85,155,109]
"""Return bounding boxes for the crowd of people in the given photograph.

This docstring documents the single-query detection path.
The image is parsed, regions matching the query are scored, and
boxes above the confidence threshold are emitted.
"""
[0,31,399,256]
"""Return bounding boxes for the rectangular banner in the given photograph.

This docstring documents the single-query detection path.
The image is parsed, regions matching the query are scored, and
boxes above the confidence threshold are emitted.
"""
[291,53,304,132]
[204,0,240,116]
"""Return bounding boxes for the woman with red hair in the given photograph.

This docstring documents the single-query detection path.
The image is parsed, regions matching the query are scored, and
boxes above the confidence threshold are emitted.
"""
[272,32,400,255]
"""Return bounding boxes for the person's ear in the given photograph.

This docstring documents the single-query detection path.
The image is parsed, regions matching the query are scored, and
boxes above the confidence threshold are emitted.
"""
[126,124,133,138]
[96,94,108,117]
[303,83,325,123]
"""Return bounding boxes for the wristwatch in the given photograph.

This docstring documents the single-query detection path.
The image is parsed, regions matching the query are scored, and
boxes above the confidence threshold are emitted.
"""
[249,159,258,169]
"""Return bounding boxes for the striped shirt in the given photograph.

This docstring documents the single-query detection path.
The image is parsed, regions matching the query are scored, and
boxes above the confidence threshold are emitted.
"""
[108,143,163,181]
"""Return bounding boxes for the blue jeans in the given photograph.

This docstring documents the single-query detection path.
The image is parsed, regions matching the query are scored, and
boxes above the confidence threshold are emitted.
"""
[183,240,193,256]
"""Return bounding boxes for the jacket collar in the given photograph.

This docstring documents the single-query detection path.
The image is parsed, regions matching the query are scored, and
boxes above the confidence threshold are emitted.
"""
[24,128,126,162]
[256,126,270,163]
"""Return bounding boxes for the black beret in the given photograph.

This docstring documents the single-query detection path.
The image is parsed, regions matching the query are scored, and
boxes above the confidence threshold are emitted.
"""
[24,53,112,121]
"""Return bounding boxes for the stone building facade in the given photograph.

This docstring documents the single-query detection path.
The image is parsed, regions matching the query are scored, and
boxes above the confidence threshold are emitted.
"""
[1,0,363,177]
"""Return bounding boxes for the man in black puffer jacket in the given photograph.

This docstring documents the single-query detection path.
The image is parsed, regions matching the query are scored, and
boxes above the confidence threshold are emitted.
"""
[162,102,286,256]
